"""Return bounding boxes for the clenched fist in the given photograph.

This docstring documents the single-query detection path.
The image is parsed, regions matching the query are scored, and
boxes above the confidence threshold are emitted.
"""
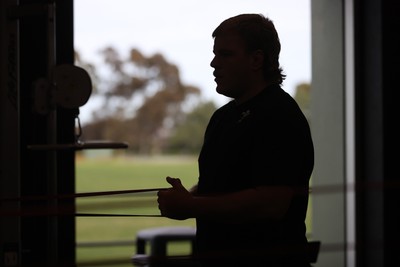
[157,176,194,220]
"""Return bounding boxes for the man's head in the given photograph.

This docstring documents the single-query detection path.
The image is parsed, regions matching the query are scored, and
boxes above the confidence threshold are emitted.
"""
[210,14,285,101]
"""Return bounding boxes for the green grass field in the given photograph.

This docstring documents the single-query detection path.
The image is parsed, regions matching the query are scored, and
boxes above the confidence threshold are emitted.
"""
[76,155,199,266]
[76,155,312,266]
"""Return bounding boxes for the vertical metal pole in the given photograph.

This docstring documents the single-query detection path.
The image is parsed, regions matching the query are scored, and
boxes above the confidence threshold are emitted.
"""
[46,2,58,265]
[1,0,21,265]
[345,0,356,266]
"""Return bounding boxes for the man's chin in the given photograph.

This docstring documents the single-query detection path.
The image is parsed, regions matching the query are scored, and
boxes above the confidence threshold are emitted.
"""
[216,87,233,98]
[216,86,227,96]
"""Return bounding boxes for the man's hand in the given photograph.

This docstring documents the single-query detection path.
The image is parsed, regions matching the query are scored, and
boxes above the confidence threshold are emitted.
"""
[157,176,194,220]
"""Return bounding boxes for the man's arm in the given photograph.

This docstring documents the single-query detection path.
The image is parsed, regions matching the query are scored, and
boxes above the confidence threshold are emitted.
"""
[157,177,293,223]
[189,183,199,195]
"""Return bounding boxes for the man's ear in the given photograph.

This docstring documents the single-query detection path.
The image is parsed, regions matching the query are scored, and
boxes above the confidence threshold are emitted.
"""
[251,50,264,70]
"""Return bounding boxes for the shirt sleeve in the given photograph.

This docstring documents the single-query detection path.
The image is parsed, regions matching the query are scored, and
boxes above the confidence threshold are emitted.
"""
[249,113,312,187]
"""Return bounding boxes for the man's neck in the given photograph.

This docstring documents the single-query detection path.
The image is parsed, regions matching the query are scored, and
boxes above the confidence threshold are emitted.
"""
[234,80,272,105]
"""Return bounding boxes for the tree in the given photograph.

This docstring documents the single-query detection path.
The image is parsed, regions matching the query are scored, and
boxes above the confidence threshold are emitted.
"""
[294,82,311,122]
[166,101,217,154]
[78,47,201,154]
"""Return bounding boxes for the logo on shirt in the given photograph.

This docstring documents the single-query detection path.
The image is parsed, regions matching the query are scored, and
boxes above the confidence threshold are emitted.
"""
[237,110,251,123]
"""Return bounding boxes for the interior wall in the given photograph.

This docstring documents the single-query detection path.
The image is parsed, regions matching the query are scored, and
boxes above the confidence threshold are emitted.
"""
[312,0,400,267]
[354,0,400,266]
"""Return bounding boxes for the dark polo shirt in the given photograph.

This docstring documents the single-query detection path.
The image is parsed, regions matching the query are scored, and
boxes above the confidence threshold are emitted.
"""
[196,85,314,267]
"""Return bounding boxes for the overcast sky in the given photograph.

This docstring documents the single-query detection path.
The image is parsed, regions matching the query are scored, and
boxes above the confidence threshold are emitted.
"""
[74,0,311,121]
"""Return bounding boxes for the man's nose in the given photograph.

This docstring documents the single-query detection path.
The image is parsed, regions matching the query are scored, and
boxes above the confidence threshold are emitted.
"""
[210,56,217,68]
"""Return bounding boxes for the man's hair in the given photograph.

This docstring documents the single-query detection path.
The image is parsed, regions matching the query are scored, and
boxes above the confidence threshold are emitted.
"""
[212,14,286,85]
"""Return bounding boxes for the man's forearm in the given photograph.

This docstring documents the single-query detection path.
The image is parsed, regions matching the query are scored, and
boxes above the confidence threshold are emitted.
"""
[189,186,293,223]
